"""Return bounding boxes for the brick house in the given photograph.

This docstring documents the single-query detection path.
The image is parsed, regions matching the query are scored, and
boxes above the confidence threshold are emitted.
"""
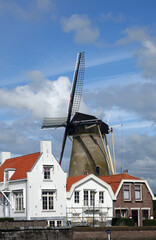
[100,173,155,226]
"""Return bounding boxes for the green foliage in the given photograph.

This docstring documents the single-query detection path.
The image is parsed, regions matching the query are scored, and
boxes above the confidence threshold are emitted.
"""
[112,217,135,226]
[0,218,14,222]
[143,219,156,226]
[153,200,156,210]
[154,210,156,219]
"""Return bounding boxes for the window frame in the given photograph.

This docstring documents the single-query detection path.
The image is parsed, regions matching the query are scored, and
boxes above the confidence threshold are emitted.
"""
[14,191,24,212]
[83,190,96,206]
[99,191,104,204]
[123,184,131,201]
[74,191,80,203]
[135,184,142,201]
[42,190,55,211]
[115,208,128,218]
[43,165,53,180]
[84,190,88,206]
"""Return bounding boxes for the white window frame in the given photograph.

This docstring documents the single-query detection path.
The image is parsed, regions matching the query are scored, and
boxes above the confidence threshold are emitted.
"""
[14,191,24,212]
[99,191,104,203]
[74,191,80,203]
[42,190,54,211]
[123,184,131,201]
[43,165,53,180]
[57,220,62,227]
[83,190,96,206]
[135,184,142,201]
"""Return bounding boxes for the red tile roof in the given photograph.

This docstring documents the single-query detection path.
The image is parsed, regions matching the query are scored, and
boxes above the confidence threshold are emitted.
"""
[66,173,142,194]
[99,173,141,194]
[0,152,40,182]
[66,175,87,192]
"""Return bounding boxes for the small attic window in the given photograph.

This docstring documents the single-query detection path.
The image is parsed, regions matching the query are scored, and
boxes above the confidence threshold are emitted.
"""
[43,165,53,180]
[96,166,101,175]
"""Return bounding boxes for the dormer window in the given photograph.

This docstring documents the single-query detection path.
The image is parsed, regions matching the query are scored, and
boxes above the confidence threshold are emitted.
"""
[43,165,53,180]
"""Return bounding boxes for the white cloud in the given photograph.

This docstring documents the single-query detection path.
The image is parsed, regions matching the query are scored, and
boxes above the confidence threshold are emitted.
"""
[117,27,150,45]
[0,0,54,20]
[84,81,156,123]
[99,12,124,23]
[137,40,156,80]
[61,14,100,44]
[0,71,88,120]
[0,72,71,119]
[117,27,156,81]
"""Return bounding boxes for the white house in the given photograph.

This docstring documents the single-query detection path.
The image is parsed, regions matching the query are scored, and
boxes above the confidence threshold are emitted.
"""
[0,141,67,227]
[66,174,115,226]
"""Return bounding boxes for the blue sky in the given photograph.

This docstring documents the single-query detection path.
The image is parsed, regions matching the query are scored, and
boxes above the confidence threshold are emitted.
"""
[0,0,156,193]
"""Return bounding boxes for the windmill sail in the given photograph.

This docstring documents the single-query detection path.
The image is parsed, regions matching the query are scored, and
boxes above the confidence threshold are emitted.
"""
[42,52,116,177]
[42,52,85,165]
[59,52,85,165]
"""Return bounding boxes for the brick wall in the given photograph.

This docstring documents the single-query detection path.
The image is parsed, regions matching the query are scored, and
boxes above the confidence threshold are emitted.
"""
[113,182,153,226]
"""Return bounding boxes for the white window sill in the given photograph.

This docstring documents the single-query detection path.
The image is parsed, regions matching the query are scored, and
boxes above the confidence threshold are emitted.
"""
[14,211,25,213]
[42,210,55,212]
[43,179,53,182]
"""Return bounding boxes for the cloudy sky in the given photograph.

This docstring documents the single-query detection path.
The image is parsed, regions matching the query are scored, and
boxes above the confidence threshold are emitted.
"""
[0,0,156,193]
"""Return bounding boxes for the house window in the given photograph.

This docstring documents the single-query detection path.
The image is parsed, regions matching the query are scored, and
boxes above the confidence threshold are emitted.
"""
[43,166,53,180]
[84,190,96,206]
[99,191,104,203]
[115,209,128,218]
[49,220,55,227]
[135,185,142,201]
[42,191,54,210]
[74,191,79,203]
[84,191,88,206]
[57,220,62,227]
[123,184,131,201]
[14,191,24,212]
[142,209,149,220]
[90,191,95,206]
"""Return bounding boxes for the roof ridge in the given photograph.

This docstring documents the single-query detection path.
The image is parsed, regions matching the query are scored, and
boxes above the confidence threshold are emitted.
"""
[5,152,40,161]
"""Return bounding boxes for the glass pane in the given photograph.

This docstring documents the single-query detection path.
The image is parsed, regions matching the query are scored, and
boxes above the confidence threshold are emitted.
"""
[49,196,53,209]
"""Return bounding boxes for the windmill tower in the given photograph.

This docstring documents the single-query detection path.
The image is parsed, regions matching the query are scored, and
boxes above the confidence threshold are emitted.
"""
[42,52,116,177]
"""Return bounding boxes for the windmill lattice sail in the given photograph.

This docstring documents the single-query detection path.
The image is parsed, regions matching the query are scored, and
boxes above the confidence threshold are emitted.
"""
[42,52,116,176]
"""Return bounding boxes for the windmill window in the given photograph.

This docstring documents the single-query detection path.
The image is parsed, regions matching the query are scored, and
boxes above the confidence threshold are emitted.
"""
[96,166,101,175]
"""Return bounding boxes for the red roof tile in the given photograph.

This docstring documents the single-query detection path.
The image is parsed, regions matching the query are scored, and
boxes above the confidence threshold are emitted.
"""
[66,175,88,192]
[0,152,40,182]
[66,173,142,193]
[99,173,141,194]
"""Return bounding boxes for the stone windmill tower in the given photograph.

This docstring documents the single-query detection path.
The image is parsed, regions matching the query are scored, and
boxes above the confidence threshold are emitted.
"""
[42,52,116,177]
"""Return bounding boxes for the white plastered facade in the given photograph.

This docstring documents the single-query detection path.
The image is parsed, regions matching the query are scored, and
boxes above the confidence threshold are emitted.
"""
[0,141,67,226]
[66,174,115,226]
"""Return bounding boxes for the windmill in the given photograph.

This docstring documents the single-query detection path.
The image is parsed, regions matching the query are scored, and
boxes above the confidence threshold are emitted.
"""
[42,52,116,177]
